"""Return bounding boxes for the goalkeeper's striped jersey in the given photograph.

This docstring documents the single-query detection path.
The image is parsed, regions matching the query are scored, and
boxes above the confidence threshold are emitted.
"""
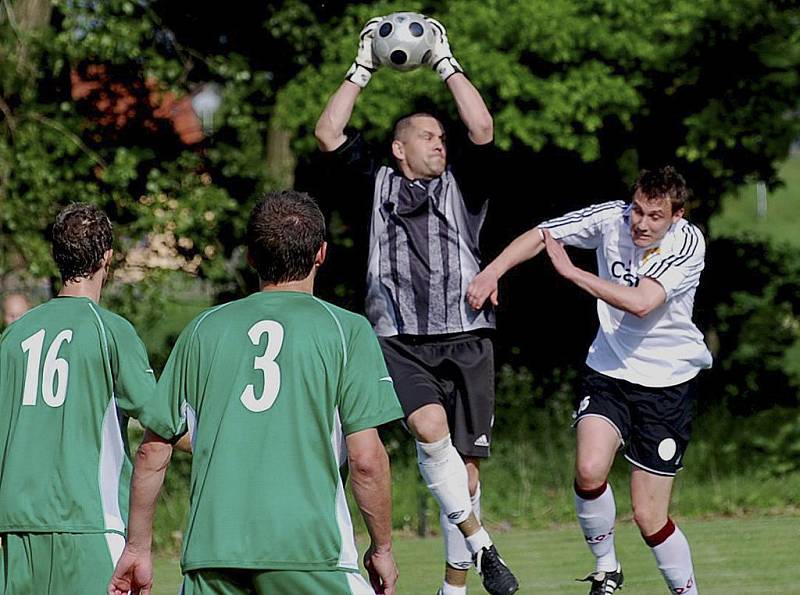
[0,296,156,534]
[140,291,403,573]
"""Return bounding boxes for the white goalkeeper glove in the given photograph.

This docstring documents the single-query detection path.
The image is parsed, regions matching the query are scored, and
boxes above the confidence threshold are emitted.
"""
[425,16,464,81]
[345,17,382,88]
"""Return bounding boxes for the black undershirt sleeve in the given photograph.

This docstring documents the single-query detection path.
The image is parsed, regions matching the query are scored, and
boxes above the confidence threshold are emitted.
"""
[448,139,498,214]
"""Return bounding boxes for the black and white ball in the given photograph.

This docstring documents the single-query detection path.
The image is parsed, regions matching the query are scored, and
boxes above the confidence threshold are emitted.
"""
[372,12,435,71]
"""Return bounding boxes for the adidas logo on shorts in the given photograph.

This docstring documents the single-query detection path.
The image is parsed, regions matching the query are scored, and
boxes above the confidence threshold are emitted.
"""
[473,434,490,447]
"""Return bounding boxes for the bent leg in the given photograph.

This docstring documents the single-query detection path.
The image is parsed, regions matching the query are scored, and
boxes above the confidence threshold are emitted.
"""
[410,404,474,527]
[410,405,496,556]
[575,417,622,573]
[575,416,620,490]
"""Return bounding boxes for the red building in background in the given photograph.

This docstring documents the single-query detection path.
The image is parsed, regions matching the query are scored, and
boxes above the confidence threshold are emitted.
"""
[70,64,204,145]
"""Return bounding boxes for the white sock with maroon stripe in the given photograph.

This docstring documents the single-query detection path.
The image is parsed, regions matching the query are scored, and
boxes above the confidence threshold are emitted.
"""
[644,518,698,594]
[574,480,619,572]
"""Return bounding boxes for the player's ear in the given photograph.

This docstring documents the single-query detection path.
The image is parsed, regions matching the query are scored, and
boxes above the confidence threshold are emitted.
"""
[315,242,328,268]
[245,248,256,270]
[391,139,405,161]
[671,206,685,222]
[102,249,113,270]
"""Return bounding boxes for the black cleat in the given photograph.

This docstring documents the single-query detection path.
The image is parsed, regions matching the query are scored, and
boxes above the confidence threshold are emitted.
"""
[577,566,624,594]
[473,545,519,594]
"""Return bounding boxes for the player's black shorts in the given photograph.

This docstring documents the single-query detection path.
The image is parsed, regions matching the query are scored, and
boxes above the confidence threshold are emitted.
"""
[574,367,697,476]
[378,331,495,459]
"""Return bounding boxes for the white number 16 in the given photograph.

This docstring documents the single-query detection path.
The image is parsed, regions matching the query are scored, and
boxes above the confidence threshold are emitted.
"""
[21,328,73,407]
[240,320,284,412]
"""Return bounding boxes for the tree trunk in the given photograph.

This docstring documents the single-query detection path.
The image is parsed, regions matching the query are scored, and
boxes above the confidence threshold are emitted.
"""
[265,119,296,189]
[11,0,53,74]
[15,0,51,30]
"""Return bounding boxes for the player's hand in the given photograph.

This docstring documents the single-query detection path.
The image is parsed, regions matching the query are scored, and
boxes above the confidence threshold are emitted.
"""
[108,545,153,595]
[424,16,463,81]
[345,16,382,88]
[543,229,576,279]
[364,543,398,595]
[466,269,500,310]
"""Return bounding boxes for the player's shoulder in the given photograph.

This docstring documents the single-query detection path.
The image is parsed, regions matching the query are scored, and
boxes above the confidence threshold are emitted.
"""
[181,300,240,339]
[308,297,378,348]
[91,303,142,338]
[306,296,371,333]
[600,199,630,220]
[545,200,627,228]
[669,218,707,255]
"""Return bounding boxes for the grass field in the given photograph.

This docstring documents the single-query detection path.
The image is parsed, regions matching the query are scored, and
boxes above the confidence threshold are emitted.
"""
[710,153,800,246]
[151,514,798,594]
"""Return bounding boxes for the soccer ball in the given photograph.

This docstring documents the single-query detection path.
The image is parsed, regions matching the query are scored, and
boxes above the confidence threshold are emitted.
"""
[372,12,435,71]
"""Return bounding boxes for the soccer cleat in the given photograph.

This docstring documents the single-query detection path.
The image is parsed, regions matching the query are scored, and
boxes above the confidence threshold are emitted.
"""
[577,566,624,594]
[473,545,519,594]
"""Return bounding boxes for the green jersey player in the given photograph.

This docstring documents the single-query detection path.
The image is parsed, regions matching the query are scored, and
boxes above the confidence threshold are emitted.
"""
[0,204,156,594]
[110,191,403,595]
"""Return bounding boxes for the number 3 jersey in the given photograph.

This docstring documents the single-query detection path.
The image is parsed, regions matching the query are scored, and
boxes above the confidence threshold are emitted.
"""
[0,296,156,534]
[139,291,403,573]
[540,201,713,388]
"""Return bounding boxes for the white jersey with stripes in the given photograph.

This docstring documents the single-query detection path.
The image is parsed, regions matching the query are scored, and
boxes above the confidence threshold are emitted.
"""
[540,200,712,387]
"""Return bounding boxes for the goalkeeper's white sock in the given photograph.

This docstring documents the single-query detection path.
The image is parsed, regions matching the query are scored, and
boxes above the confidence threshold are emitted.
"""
[439,582,467,595]
[441,483,482,569]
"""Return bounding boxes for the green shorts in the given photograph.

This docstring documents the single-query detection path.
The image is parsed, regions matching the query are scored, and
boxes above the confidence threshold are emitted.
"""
[0,531,124,595]
[181,568,375,595]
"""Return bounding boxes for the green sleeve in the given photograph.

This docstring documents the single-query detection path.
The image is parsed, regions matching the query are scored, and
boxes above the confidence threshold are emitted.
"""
[338,318,403,435]
[105,315,156,420]
[139,322,197,440]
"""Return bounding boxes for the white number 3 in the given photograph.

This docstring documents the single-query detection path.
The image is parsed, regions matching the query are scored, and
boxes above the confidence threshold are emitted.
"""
[240,320,284,412]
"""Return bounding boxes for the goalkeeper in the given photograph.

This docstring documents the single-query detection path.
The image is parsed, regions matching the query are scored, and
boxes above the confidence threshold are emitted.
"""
[315,15,518,595]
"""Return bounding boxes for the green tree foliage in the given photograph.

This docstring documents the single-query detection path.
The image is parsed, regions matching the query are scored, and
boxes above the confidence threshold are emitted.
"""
[278,0,800,221]
[2,0,800,410]
[700,238,800,411]
[3,0,798,281]
[0,0,288,286]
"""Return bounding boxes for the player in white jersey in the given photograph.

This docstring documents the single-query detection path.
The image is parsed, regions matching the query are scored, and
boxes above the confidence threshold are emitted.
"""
[466,166,711,595]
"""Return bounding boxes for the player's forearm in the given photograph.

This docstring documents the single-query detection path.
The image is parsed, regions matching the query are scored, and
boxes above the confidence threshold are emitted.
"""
[446,73,493,145]
[315,81,361,152]
[349,440,393,551]
[565,268,658,317]
[485,227,546,279]
[126,431,174,551]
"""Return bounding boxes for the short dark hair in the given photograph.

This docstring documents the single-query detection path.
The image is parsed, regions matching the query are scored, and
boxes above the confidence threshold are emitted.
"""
[247,191,326,284]
[632,165,690,212]
[393,112,443,141]
[52,203,113,283]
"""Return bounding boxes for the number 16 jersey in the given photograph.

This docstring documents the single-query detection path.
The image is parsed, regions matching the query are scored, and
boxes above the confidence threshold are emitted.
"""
[139,291,403,574]
[0,296,156,534]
